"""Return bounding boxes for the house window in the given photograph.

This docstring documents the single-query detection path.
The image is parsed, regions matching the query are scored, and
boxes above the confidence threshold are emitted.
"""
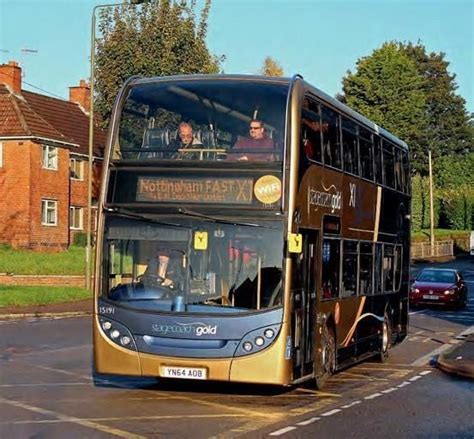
[41,199,57,226]
[70,158,84,180]
[70,206,83,230]
[42,145,58,170]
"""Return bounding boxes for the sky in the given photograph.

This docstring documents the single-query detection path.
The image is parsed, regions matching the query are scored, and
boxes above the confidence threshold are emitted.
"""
[0,0,473,113]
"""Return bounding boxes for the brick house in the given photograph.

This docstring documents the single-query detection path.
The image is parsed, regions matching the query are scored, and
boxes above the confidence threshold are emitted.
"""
[0,61,106,250]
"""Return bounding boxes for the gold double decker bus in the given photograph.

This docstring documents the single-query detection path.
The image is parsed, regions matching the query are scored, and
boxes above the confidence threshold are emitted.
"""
[93,74,410,388]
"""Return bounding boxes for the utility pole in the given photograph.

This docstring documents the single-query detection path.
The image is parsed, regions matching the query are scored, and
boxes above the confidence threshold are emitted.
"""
[428,150,435,257]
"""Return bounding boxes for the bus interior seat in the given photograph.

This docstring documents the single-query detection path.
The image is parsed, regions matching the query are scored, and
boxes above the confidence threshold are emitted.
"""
[231,267,282,309]
[140,128,171,158]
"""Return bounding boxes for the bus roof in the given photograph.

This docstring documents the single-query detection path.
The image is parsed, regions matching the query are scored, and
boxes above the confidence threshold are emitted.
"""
[127,74,408,150]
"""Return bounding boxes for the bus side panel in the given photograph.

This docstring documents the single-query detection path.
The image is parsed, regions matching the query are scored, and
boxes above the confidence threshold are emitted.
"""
[229,323,292,385]
[93,316,141,375]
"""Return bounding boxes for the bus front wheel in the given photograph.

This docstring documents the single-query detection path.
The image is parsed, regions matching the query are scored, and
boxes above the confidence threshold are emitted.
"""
[314,324,336,390]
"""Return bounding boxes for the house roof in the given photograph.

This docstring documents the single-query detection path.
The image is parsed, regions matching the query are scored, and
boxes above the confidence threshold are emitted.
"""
[0,84,105,157]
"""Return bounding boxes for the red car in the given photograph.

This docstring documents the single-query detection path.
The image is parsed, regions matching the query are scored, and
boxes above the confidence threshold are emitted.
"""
[410,268,468,309]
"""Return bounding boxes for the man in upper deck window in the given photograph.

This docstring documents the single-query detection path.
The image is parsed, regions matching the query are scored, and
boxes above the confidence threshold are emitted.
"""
[170,122,202,159]
[229,119,275,161]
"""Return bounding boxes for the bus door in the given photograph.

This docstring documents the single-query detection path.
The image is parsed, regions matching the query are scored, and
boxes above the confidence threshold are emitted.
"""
[292,229,318,380]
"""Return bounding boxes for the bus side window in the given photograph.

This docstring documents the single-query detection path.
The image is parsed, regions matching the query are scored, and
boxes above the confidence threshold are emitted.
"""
[359,242,374,295]
[374,136,383,184]
[383,244,395,292]
[374,243,383,294]
[394,148,403,192]
[394,245,402,292]
[321,106,341,169]
[342,118,359,176]
[301,97,323,163]
[383,141,395,189]
[402,150,410,194]
[321,238,340,300]
[359,127,374,181]
[342,240,358,297]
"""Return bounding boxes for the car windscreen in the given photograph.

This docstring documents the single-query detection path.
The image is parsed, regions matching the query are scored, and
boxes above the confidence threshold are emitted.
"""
[417,270,456,283]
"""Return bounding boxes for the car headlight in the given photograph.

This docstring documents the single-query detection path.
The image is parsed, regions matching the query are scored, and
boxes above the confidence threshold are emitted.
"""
[444,289,456,295]
[410,287,419,294]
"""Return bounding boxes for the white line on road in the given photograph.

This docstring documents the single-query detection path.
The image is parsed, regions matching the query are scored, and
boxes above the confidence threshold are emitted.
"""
[411,342,458,366]
[381,387,398,394]
[296,417,321,426]
[419,370,432,376]
[269,426,298,436]
[409,375,422,382]
[0,397,145,439]
[321,409,341,417]
[397,381,411,388]
[341,400,362,408]
[364,393,382,400]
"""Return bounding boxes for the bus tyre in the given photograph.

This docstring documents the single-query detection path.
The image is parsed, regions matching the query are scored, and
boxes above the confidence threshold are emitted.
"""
[314,324,336,390]
[378,314,392,363]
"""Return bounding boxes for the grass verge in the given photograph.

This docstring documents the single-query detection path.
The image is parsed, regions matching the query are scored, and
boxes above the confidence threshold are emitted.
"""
[0,286,92,308]
[0,245,86,275]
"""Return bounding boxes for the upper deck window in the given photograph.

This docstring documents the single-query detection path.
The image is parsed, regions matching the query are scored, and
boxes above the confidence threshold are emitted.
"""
[113,79,288,163]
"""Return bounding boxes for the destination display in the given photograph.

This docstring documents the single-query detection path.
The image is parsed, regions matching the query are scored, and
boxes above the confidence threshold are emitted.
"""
[136,176,254,204]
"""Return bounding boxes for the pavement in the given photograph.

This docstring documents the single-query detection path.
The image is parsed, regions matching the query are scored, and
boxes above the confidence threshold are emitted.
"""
[436,331,474,379]
[0,299,472,380]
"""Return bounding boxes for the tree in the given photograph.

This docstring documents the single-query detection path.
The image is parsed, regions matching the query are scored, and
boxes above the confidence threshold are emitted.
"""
[339,41,473,175]
[94,0,222,126]
[400,42,473,162]
[260,57,284,77]
[339,42,428,173]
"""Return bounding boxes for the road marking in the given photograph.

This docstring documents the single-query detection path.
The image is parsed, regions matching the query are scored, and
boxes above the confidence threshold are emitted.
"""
[364,393,382,400]
[295,388,341,397]
[409,375,422,381]
[269,426,297,436]
[296,417,321,426]
[0,396,145,438]
[0,382,88,388]
[0,413,248,426]
[419,370,432,376]
[341,400,362,409]
[321,409,341,416]
[397,381,411,388]
[381,387,397,394]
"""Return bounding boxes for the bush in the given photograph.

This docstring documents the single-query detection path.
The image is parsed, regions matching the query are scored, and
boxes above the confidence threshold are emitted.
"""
[73,232,88,247]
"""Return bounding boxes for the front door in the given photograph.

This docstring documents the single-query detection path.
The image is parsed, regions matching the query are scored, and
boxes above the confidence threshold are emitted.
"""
[292,229,318,380]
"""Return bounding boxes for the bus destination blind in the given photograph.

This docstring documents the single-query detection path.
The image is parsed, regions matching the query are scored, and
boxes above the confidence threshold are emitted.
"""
[136,177,253,204]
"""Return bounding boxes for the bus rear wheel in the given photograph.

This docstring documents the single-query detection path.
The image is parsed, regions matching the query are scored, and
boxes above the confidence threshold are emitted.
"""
[378,314,392,363]
[314,324,336,390]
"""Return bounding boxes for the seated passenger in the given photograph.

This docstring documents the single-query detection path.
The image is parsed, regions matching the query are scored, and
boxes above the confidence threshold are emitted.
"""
[169,122,202,159]
[229,119,275,161]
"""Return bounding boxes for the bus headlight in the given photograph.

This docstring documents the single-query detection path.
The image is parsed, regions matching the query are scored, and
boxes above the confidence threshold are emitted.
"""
[235,325,280,357]
[255,336,265,347]
[99,317,137,351]
[243,342,253,352]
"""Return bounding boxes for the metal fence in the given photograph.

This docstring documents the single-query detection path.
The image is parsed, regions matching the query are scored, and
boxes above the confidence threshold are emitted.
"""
[411,240,453,260]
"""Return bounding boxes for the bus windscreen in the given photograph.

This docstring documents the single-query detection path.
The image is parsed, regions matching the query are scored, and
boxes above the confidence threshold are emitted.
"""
[113,79,288,162]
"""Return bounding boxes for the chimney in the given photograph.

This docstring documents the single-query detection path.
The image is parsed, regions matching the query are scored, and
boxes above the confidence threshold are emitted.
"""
[0,60,22,94]
[69,79,90,112]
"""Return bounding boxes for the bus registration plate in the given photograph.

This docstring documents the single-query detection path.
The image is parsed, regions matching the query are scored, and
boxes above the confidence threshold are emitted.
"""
[162,366,207,380]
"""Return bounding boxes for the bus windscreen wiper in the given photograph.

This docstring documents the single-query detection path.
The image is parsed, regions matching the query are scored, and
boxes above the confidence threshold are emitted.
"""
[106,207,191,229]
[177,207,262,228]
